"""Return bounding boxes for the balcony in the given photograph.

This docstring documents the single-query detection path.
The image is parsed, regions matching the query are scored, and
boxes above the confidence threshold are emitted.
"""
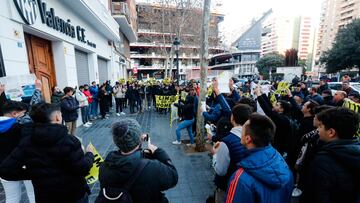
[112,2,137,42]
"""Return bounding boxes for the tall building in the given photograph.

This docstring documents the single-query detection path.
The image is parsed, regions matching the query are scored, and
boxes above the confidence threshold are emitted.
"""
[261,14,316,70]
[130,2,224,80]
[316,0,360,59]
[0,0,137,103]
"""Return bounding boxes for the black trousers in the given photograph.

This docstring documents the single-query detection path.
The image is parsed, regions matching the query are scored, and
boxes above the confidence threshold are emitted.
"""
[115,98,123,113]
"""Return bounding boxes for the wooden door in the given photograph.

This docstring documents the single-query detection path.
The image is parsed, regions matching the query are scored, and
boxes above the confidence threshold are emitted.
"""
[25,34,56,103]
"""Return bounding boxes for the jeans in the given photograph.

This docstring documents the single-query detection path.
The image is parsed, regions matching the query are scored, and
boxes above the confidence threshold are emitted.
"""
[80,106,89,124]
[0,179,35,203]
[176,119,195,144]
[115,98,123,113]
[87,102,93,118]
[91,100,99,118]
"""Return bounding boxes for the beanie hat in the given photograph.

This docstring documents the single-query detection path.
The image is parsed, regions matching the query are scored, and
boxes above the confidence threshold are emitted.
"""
[112,118,142,153]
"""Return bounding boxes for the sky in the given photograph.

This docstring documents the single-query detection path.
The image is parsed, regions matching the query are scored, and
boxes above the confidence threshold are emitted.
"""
[217,0,323,45]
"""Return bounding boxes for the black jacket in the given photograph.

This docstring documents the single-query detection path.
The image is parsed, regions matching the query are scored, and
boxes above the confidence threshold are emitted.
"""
[301,139,360,203]
[0,123,94,203]
[0,119,21,164]
[60,96,79,122]
[99,149,178,203]
[0,92,7,116]
[257,94,292,154]
[51,91,65,106]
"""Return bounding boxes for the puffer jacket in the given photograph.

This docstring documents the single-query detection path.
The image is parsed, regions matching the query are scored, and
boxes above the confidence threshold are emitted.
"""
[0,123,94,203]
[75,91,88,107]
[300,139,360,203]
[226,145,293,203]
[98,149,178,203]
[61,96,79,122]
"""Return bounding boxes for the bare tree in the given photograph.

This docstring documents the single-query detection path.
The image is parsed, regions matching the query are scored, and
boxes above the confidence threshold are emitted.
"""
[195,0,211,152]
[136,0,203,78]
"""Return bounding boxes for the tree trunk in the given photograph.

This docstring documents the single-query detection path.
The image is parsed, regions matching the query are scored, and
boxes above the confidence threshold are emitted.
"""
[168,49,175,79]
[195,0,210,152]
[164,56,169,78]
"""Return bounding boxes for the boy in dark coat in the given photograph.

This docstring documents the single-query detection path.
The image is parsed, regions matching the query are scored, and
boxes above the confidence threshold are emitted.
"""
[61,87,79,136]
[300,108,360,203]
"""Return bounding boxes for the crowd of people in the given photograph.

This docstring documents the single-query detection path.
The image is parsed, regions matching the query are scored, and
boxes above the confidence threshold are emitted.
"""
[198,76,360,203]
[0,79,178,203]
[0,74,359,203]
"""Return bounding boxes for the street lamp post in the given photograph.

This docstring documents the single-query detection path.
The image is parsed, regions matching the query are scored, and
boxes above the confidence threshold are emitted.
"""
[173,37,180,84]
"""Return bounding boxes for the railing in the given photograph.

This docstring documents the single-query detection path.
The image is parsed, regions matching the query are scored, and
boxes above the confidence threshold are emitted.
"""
[112,2,131,24]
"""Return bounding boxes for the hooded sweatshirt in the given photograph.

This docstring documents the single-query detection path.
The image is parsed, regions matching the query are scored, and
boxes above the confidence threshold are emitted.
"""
[226,145,293,203]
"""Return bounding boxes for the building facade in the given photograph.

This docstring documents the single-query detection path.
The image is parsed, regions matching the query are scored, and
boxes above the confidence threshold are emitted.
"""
[0,0,136,102]
[261,14,316,70]
[130,2,224,80]
[208,10,272,77]
[316,0,360,59]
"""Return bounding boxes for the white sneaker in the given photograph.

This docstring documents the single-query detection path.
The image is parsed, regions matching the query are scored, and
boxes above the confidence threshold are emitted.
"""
[172,140,181,145]
[83,123,90,128]
[116,113,121,116]
[120,112,126,115]
[86,122,92,125]
[186,143,196,147]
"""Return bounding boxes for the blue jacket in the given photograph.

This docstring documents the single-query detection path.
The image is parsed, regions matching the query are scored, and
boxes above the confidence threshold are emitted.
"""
[226,145,293,203]
[217,94,232,118]
[89,86,99,99]
[306,94,324,105]
[203,104,222,123]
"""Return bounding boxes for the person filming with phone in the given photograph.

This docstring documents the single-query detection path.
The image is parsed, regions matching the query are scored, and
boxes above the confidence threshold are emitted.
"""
[96,118,178,203]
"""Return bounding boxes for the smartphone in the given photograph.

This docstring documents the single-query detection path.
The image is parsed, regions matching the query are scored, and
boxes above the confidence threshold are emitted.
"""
[143,134,150,149]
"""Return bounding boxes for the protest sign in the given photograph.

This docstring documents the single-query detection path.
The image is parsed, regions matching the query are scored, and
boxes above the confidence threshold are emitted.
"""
[217,71,231,93]
[0,74,36,101]
[269,92,277,107]
[155,95,177,108]
[170,102,179,128]
[275,81,290,95]
[342,98,360,137]
[85,143,104,185]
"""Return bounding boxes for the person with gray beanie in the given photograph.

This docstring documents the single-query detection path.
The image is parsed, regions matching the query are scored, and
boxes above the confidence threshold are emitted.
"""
[97,118,178,203]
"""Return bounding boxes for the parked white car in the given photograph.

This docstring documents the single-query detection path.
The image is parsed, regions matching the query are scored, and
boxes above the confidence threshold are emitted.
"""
[327,82,360,95]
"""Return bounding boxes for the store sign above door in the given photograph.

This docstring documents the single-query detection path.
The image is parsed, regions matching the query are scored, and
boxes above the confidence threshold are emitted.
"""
[14,0,97,48]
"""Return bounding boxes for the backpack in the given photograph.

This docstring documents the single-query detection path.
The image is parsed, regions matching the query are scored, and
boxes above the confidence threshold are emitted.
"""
[95,159,149,203]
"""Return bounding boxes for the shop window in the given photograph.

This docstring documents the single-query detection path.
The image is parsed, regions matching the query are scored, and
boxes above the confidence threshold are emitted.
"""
[0,45,5,77]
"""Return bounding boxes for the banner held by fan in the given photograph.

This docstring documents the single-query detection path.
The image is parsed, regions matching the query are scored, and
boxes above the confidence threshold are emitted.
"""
[85,143,104,184]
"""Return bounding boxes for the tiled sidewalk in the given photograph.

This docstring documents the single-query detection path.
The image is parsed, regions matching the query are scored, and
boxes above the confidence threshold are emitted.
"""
[0,108,215,203]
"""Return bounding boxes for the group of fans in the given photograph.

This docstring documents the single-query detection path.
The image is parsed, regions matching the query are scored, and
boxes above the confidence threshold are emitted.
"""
[0,74,359,203]
[196,76,360,203]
